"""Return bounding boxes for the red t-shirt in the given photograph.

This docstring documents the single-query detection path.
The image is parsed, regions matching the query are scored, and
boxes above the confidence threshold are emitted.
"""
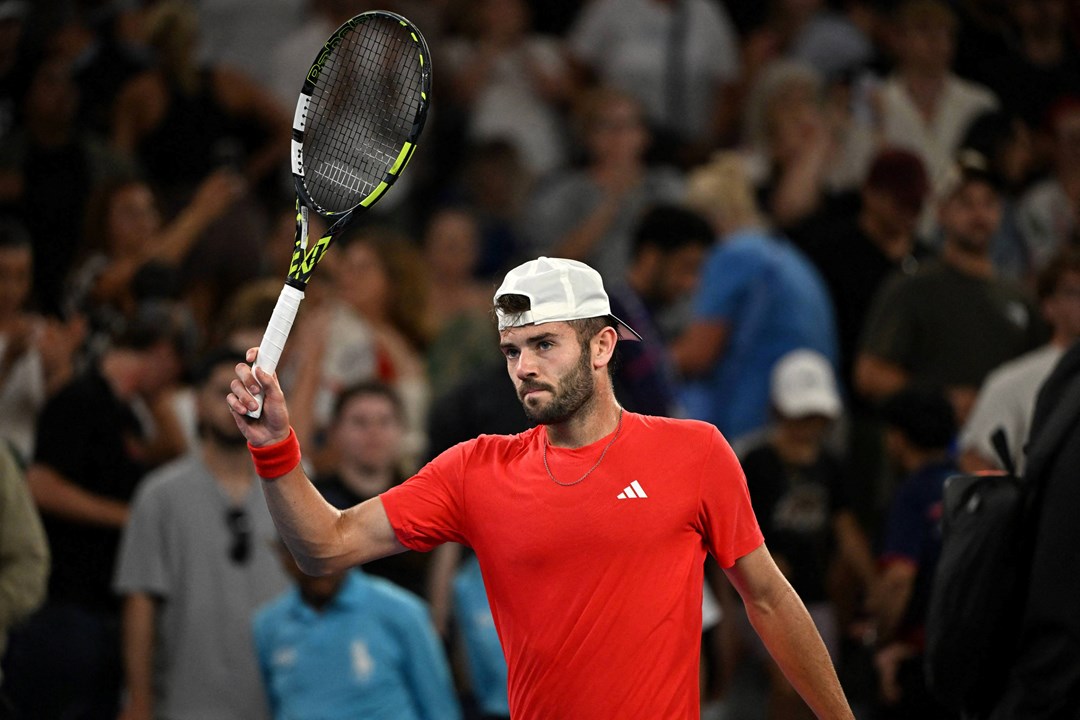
[381,412,763,720]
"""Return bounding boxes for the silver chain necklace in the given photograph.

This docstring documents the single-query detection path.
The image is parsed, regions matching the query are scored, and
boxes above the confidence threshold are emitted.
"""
[542,409,624,487]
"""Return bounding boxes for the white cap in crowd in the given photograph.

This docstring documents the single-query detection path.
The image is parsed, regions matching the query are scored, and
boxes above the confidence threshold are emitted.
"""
[770,349,842,420]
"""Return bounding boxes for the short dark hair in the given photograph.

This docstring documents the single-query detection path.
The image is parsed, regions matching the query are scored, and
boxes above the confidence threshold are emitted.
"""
[880,386,956,451]
[332,380,404,423]
[1036,246,1080,302]
[631,205,713,260]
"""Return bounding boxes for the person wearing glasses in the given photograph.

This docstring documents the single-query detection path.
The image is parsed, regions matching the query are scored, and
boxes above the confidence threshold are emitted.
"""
[113,347,289,720]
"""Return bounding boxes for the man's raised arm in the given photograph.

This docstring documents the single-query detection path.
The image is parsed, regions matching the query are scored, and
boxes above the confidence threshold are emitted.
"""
[227,349,405,575]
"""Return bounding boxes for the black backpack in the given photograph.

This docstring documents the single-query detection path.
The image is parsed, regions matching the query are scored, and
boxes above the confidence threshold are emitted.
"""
[924,365,1080,716]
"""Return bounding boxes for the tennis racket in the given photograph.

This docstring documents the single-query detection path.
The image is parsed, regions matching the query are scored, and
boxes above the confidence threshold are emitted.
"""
[248,10,432,417]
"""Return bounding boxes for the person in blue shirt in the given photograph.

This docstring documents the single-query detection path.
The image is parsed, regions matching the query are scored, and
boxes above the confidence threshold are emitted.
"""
[869,386,958,720]
[673,152,839,441]
[453,554,509,720]
[253,539,461,720]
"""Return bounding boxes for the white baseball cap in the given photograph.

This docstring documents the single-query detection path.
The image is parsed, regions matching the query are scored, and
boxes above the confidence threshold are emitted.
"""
[494,257,642,341]
[770,349,842,420]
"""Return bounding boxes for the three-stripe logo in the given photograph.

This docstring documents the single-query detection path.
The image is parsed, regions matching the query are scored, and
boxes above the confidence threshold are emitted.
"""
[617,480,648,500]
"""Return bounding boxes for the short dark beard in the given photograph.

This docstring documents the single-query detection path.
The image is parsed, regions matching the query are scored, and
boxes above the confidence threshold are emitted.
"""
[519,344,595,424]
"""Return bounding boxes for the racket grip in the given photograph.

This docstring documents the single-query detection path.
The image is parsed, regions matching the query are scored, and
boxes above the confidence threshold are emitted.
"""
[247,284,305,419]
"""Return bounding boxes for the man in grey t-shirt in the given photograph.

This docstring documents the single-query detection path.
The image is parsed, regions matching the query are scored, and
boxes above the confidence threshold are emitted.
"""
[114,348,289,720]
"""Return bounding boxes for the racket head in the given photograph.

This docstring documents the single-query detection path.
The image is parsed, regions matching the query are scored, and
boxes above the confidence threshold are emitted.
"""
[291,11,431,219]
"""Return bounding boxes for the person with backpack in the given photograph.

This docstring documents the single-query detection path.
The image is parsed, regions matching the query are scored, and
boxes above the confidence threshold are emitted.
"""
[985,340,1080,717]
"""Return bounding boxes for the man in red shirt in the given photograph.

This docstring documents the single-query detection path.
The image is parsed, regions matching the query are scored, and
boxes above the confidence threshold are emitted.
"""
[228,257,854,719]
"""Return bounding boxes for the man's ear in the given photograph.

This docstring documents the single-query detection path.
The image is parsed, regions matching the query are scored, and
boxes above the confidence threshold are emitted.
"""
[593,325,618,369]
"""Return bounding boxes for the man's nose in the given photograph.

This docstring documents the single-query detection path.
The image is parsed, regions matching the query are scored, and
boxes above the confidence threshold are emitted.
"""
[514,351,538,379]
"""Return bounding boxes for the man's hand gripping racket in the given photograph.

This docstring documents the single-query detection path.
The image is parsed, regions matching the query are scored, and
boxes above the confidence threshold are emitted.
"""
[244,10,431,419]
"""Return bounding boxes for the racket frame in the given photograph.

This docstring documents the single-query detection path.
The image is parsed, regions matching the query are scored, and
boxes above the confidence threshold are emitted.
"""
[248,10,431,418]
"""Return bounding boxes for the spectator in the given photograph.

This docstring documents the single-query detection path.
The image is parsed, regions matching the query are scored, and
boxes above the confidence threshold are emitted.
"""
[288,229,431,469]
[66,172,242,349]
[872,0,999,237]
[438,139,531,280]
[70,3,152,137]
[110,0,289,203]
[608,203,712,416]
[314,382,431,599]
[741,59,869,238]
[959,247,1080,472]
[524,87,684,285]
[800,147,932,388]
[0,54,131,315]
[743,0,874,83]
[959,111,1036,282]
[672,151,838,441]
[110,0,284,324]
[728,349,876,720]
[112,347,289,720]
[797,148,932,528]
[254,543,461,720]
[2,301,193,720]
[1016,96,1080,276]
[855,150,1044,425]
[0,441,48,715]
[0,221,83,463]
[982,0,1080,137]
[443,0,572,178]
[421,207,496,400]
[565,0,741,162]
[986,341,1080,718]
[453,554,509,720]
[867,386,958,719]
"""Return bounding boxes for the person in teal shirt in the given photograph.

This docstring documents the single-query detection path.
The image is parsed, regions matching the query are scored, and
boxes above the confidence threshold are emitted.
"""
[453,555,510,720]
[253,543,461,720]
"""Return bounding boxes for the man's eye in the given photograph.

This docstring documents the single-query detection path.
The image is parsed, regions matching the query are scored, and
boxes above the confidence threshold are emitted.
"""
[537,341,552,351]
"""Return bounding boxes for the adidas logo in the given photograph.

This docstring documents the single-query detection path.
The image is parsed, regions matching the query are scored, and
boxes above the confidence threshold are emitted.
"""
[617,480,648,500]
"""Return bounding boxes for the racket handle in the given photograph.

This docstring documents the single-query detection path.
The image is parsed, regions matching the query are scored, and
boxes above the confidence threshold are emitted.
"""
[247,284,305,419]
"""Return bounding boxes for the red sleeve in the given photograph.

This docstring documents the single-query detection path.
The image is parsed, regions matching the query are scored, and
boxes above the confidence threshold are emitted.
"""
[697,428,764,568]
[380,441,471,551]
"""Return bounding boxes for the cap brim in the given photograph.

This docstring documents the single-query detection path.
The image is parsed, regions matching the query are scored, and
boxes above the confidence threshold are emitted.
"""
[776,395,841,420]
[611,314,642,342]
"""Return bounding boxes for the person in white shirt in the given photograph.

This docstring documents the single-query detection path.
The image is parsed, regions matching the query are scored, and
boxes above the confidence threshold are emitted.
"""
[960,247,1080,472]
[867,0,999,238]
[566,0,740,156]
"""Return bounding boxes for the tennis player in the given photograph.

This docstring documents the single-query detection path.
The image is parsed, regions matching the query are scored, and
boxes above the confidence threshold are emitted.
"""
[228,257,854,719]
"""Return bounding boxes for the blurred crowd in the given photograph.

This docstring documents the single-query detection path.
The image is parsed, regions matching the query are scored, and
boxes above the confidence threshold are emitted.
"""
[1,0,1080,718]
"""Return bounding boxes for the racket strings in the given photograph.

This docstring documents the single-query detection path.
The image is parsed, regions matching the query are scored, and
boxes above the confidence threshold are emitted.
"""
[304,17,423,214]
